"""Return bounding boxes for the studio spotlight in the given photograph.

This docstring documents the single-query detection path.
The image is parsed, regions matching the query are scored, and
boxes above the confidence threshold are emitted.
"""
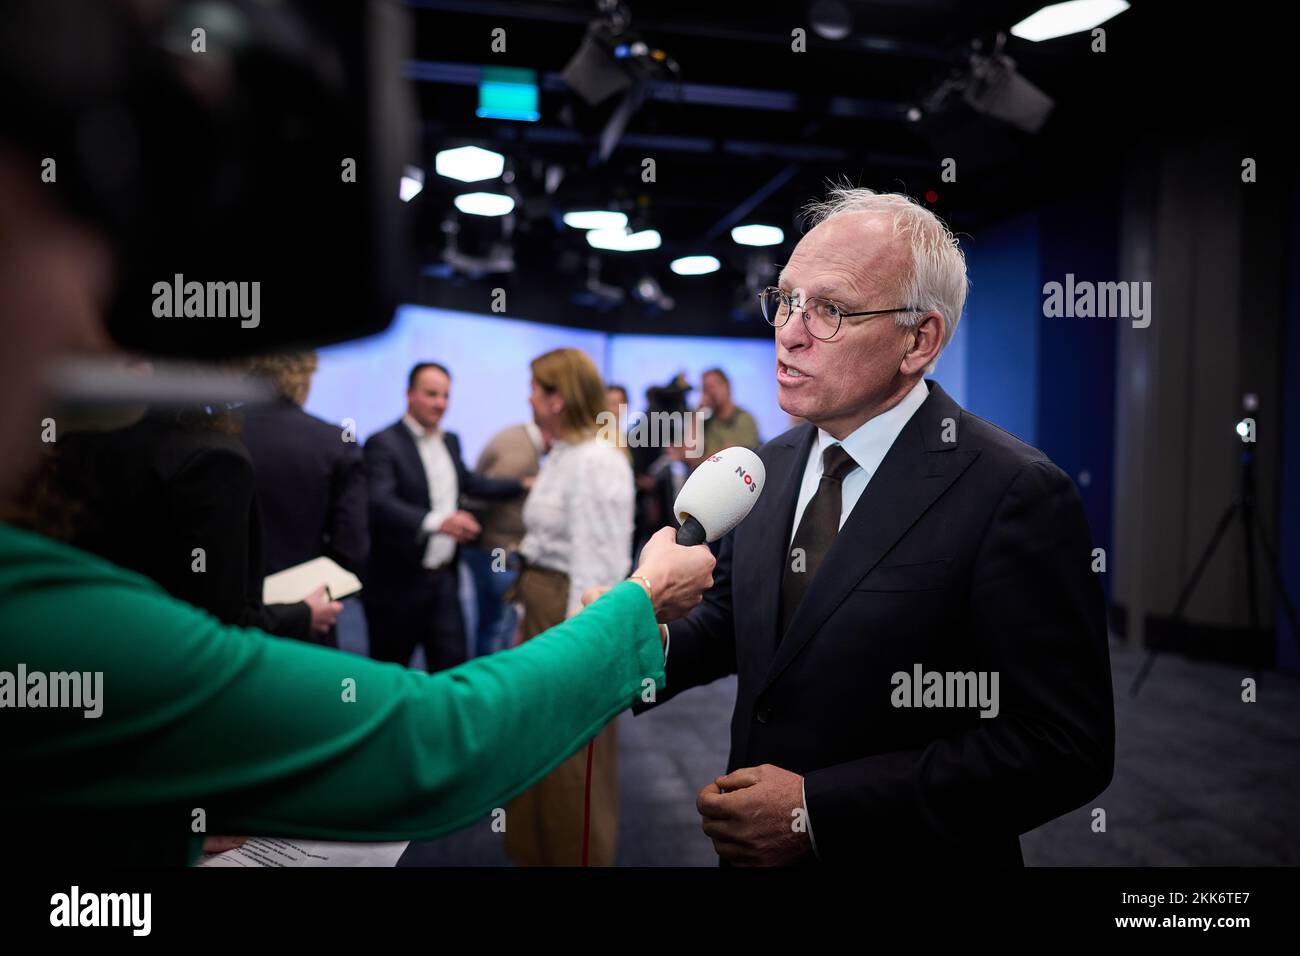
[922,34,1055,134]
[634,275,675,311]
[810,0,853,41]
[581,256,626,307]
[561,2,679,107]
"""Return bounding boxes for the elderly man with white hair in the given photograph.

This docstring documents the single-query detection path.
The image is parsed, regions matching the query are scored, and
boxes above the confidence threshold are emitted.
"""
[632,187,1115,865]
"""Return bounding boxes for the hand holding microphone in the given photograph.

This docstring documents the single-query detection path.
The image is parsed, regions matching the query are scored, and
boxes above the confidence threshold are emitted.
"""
[581,445,766,625]
[575,529,715,625]
[628,527,716,623]
[606,446,767,621]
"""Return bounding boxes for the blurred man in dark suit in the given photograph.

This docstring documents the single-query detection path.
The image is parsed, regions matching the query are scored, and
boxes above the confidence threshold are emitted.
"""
[363,362,525,672]
[635,188,1114,866]
[241,352,369,578]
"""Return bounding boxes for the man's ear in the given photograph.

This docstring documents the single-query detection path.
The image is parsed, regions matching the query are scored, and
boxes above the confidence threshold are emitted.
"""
[900,311,944,375]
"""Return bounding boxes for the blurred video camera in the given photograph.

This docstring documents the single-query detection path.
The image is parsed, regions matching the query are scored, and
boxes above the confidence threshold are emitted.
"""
[643,373,694,420]
[1,0,417,361]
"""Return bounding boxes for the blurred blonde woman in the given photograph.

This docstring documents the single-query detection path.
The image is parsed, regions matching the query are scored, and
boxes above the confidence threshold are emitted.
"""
[506,348,635,866]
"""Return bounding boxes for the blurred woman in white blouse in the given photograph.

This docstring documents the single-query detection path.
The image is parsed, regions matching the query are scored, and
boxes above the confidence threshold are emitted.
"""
[505,347,635,866]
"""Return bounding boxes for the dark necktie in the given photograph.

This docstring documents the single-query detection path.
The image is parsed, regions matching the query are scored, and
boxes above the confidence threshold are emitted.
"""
[780,443,859,640]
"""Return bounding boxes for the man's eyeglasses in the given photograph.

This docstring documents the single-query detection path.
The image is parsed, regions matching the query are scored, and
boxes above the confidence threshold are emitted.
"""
[758,286,921,341]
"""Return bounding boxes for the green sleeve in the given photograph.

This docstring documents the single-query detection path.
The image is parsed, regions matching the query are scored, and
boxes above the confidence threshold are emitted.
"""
[5,530,664,856]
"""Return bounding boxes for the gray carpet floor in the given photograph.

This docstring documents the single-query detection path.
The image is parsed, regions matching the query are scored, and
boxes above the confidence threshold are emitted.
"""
[334,600,1300,866]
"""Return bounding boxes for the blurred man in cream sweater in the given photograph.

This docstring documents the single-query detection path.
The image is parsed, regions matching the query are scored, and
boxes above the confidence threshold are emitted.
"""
[462,421,548,656]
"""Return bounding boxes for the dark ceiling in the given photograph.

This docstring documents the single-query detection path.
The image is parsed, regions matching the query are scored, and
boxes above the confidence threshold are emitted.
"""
[399,0,1291,338]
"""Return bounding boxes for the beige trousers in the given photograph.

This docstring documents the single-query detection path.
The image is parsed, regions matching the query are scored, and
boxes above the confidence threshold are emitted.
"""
[503,564,619,866]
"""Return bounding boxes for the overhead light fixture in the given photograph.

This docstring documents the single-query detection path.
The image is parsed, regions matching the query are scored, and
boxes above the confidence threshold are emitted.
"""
[454,192,515,217]
[1010,0,1129,42]
[435,145,506,183]
[670,255,720,276]
[563,210,629,230]
[730,224,784,247]
[399,166,424,202]
[586,228,661,252]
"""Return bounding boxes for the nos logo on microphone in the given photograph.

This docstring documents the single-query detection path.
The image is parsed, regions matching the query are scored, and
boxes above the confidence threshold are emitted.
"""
[735,465,758,493]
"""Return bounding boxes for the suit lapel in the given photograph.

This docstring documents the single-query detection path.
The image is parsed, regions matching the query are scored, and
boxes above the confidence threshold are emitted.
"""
[442,431,463,492]
[759,381,980,695]
[747,424,817,657]
[392,422,431,506]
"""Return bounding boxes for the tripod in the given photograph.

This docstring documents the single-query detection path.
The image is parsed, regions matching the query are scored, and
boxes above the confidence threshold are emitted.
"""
[1130,440,1300,696]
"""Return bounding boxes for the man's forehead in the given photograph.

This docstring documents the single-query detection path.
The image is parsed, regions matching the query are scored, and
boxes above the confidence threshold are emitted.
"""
[779,212,900,291]
[415,369,449,390]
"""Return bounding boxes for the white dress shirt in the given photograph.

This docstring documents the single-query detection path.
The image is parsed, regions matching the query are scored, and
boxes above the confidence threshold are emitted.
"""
[786,376,930,859]
[403,413,459,570]
[789,377,931,547]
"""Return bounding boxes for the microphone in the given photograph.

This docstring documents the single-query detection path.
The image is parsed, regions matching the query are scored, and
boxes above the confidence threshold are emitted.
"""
[673,446,766,545]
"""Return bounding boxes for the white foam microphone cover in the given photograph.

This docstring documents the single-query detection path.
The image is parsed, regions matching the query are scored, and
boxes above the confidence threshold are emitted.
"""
[672,446,766,543]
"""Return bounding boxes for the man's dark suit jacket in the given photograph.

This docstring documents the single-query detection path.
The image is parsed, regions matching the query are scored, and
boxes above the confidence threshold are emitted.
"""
[240,395,369,577]
[362,421,521,605]
[644,380,1114,864]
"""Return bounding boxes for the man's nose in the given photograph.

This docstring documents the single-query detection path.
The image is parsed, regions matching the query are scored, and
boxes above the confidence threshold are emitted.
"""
[777,305,811,351]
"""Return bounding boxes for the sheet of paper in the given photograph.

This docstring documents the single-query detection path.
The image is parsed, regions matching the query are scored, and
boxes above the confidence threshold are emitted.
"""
[199,837,408,868]
[262,556,362,605]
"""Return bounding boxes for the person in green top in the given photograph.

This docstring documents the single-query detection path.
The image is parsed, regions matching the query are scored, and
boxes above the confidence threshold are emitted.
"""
[0,137,715,865]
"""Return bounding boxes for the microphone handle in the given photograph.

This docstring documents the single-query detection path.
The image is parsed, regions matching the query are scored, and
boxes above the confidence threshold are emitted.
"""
[675,515,707,546]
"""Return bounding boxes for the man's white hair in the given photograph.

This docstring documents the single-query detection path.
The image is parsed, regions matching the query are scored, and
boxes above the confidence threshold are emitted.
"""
[802,186,969,374]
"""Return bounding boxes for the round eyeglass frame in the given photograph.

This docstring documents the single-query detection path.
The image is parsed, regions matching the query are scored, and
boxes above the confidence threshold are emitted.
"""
[758,286,922,340]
